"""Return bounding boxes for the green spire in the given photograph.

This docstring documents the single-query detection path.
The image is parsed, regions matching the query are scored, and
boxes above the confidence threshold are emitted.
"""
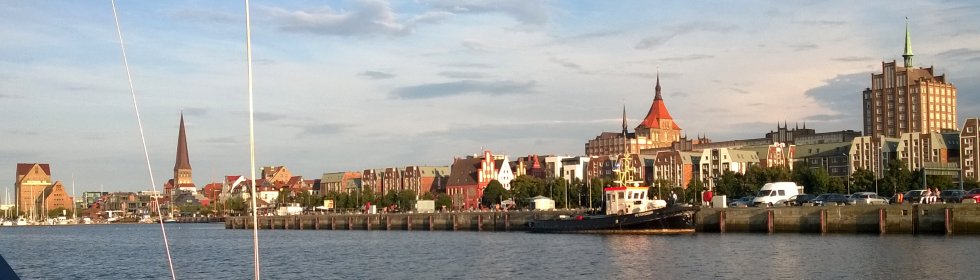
[903,17,914,68]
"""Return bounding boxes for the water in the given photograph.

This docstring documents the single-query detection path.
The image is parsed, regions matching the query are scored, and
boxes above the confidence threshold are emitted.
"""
[1,223,978,279]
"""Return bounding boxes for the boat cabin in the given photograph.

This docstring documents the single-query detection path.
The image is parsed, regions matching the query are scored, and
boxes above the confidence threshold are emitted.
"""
[604,186,666,215]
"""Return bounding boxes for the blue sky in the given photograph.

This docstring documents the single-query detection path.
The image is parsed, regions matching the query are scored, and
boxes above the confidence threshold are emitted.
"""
[2,0,979,192]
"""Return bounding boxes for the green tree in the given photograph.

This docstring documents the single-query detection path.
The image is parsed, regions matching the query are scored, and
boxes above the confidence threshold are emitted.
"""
[511,175,545,207]
[686,176,706,204]
[850,168,875,193]
[435,193,453,211]
[714,170,745,197]
[964,180,980,190]
[225,197,246,214]
[396,190,417,211]
[47,207,68,218]
[882,159,913,196]
[482,180,508,207]
[827,177,846,194]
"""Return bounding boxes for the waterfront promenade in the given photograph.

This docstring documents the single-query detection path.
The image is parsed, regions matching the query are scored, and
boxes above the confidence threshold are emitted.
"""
[225,203,980,234]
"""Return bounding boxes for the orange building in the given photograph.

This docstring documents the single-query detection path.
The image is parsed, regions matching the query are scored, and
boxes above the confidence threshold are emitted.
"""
[15,163,52,217]
[43,181,73,213]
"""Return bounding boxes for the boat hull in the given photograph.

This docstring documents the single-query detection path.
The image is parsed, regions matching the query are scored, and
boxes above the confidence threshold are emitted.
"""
[527,205,697,233]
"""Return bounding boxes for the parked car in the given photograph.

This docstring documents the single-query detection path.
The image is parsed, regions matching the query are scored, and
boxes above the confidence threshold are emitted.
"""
[940,189,966,203]
[904,190,927,204]
[786,194,816,206]
[811,193,849,206]
[728,196,756,207]
[961,188,980,203]
[846,192,888,205]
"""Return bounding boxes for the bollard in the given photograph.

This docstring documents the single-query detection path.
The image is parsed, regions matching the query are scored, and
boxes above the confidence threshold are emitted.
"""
[767,210,774,233]
[453,215,458,231]
[429,216,434,231]
[820,209,827,233]
[367,216,372,230]
[945,208,952,234]
[879,208,886,234]
[505,214,510,231]
[348,216,353,230]
[407,216,412,231]
[719,211,726,233]
[478,215,483,231]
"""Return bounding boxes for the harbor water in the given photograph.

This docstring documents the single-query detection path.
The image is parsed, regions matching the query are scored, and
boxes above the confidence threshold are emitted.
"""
[1,223,978,279]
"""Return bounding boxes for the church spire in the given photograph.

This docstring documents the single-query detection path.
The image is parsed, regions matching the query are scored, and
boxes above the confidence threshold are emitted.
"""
[622,104,628,135]
[174,112,191,171]
[903,17,914,68]
[654,71,662,100]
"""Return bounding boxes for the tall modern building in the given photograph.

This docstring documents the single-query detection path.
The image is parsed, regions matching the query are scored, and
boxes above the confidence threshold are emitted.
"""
[586,74,683,156]
[862,20,957,138]
[169,113,194,195]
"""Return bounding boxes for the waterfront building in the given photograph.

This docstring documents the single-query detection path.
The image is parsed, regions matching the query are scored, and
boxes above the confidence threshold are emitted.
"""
[862,21,957,138]
[586,75,682,157]
[796,142,852,178]
[848,136,899,178]
[512,155,546,178]
[446,151,498,210]
[698,148,759,181]
[586,154,641,184]
[402,166,449,195]
[15,163,51,218]
[169,113,195,196]
[741,143,795,169]
[261,166,293,185]
[202,182,222,204]
[494,158,514,191]
[361,169,382,196]
[382,167,402,196]
[81,191,107,208]
[320,171,362,193]
[896,132,960,172]
[42,181,73,213]
[650,150,700,189]
[962,118,979,182]
[559,156,590,183]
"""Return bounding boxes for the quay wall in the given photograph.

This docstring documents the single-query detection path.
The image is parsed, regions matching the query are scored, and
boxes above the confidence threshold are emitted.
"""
[225,210,585,231]
[695,203,980,234]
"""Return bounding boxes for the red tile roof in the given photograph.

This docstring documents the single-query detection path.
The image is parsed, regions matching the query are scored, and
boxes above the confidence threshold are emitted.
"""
[638,75,681,130]
[16,163,50,177]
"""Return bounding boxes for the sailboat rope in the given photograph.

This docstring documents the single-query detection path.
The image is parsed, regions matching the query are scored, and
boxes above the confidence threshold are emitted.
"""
[244,0,262,279]
[109,1,177,279]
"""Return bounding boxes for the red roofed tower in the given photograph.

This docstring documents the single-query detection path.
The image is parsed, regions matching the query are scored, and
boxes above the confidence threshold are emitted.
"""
[634,72,682,148]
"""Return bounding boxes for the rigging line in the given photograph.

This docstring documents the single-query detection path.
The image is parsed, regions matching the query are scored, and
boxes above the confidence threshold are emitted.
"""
[244,0,262,279]
[110,1,177,279]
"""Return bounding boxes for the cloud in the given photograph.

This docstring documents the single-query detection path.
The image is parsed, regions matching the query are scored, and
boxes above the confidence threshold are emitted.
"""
[170,9,239,23]
[729,87,749,94]
[789,43,819,52]
[549,57,581,70]
[443,63,493,69]
[423,0,549,25]
[301,123,351,136]
[264,0,449,37]
[636,22,739,49]
[255,112,288,122]
[792,20,845,26]
[659,54,714,62]
[359,70,395,79]
[833,56,874,62]
[438,71,490,79]
[182,107,208,116]
[461,40,490,52]
[0,93,12,98]
[204,136,239,145]
[802,72,867,127]
[936,48,980,60]
[390,80,537,99]
[5,129,38,136]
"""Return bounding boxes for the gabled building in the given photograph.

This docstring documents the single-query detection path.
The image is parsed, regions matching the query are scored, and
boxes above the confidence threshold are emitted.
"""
[43,180,73,212]
[651,150,700,189]
[897,131,960,171]
[320,171,362,193]
[382,167,402,196]
[797,142,852,178]
[15,163,51,218]
[446,151,497,210]
[361,169,382,195]
[261,166,293,185]
[402,166,450,196]
[962,118,979,182]
[698,148,759,181]
[586,74,682,157]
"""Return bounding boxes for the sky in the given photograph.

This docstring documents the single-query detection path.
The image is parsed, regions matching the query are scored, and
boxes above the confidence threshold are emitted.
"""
[2,0,979,193]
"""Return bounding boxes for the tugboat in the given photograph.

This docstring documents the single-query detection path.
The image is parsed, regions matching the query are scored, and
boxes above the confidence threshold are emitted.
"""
[527,105,697,233]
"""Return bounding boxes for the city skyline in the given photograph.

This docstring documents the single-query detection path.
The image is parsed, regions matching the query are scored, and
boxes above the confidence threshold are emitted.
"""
[2,1,980,191]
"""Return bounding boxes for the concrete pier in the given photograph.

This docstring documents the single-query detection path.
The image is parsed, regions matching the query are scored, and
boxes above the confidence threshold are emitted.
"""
[695,204,980,234]
[225,210,584,231]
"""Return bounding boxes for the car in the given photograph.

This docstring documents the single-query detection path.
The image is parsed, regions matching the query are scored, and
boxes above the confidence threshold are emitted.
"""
[846,192,888,205]
[811,193,849,206]
[940,189,966,203]
[961,188,980,203]
[786,194,816,206]
[728,196,756,207]
[904,190,927,204]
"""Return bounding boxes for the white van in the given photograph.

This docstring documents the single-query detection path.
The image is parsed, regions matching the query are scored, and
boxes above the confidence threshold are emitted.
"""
[752,182,802,207]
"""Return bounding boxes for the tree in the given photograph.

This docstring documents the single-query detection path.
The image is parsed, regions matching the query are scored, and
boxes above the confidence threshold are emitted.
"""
[511,175,545,208]
[882,159,913,196]
[396,190,417,211]
[225,197,246,215]
[714,170,744,197]
[435,193,453,211]
[827,177,846,194]
[964,180,980,190]
[686,176,705,204]
[481,180,507,208]
[47,207,68,218]
[850,168,875,193]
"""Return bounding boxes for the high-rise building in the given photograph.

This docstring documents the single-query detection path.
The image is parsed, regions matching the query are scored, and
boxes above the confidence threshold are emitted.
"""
[586,73,682,156]
[862,20,957,138]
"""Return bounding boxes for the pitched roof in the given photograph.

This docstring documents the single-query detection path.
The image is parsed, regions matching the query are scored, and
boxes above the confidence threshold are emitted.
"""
[637,74,681,130]
[16,163,50,177]
[447,157,482,187]
[174,113,191,170]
